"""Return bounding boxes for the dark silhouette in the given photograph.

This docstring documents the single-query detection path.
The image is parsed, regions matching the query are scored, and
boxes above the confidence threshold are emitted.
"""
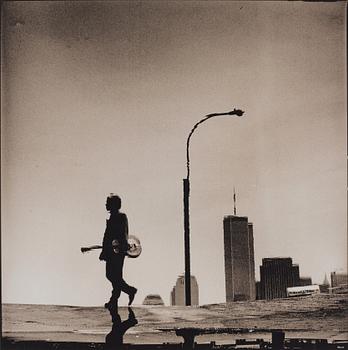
[105,307,138,347]
[99,194,137,313]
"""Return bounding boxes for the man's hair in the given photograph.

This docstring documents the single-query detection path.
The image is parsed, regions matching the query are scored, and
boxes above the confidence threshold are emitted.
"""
[107,194,121,210]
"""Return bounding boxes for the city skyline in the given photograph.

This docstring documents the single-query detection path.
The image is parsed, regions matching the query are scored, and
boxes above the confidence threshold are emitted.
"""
[2,1,346,306]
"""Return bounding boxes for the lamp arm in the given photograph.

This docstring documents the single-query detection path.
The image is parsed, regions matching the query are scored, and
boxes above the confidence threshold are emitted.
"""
[185,109,244,179]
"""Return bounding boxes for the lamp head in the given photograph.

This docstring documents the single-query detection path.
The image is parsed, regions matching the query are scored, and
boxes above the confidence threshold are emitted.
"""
[228,109,244,117]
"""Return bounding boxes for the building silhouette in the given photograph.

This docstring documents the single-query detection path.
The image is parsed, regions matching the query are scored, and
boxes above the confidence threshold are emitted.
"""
[330,271,348,288]
[142,294,164,305]
[299,277,312,286]
[259,257,300,300]
[319,274,330,293]
[171,275,199,306]
[255,281,261,300]
[223,215,256,302]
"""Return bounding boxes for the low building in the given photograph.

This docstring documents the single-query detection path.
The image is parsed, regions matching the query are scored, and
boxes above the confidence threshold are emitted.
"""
[142,294,164,305]
[319,274,330,293]
[331,271,348,288]
[329,285,348,294]
[298,277,312,286]
[286,285,320,297]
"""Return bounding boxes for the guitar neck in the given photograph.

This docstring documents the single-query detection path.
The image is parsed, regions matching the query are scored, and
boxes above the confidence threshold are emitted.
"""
[81,245,102,253]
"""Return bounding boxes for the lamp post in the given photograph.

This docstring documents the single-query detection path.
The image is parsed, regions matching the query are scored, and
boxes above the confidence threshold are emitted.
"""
[183,108,244,306]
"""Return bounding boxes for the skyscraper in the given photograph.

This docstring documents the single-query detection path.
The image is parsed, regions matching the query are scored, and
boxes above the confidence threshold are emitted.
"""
[259,257,300,299]
[223,215,256,302]
[171,275,199,306]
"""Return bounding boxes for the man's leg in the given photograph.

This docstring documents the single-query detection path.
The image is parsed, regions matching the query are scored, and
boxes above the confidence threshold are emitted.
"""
[105,260,122,312]
[117,255,137,305]
[107,255,137,306]
[119,279,137,305]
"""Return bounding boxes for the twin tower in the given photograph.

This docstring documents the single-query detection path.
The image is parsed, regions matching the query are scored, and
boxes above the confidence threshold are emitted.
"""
[223,215,256,302]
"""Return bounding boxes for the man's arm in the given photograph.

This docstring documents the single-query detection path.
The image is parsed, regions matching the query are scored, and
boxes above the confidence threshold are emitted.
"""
[117,213,129,252]
[124,214,129,240]
[99,220,111,261]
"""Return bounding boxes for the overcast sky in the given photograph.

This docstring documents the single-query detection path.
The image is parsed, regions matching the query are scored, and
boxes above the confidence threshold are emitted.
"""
[2,1,346,307]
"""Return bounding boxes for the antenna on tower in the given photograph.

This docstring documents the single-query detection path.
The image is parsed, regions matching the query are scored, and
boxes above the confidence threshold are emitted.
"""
[233,187,237,215]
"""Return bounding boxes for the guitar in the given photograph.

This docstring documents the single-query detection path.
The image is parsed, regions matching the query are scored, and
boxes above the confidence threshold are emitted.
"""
[81,235,142,258]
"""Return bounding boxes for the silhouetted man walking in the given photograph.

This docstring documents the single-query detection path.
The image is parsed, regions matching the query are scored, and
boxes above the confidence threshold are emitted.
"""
[99,194,137,312]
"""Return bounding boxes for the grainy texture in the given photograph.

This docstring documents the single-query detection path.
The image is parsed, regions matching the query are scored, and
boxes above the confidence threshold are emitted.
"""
[3,294,348,344]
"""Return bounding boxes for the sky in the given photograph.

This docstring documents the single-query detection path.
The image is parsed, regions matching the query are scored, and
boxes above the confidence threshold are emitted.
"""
[1,1,346,307]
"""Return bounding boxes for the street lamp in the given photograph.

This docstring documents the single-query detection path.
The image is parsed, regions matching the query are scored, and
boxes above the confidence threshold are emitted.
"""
[183,108,244,306]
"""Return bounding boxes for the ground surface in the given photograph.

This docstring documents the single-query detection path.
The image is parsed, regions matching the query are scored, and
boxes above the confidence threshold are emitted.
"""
[2,294,348,344]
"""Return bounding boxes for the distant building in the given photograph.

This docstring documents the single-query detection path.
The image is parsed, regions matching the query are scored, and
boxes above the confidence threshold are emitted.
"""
[330,271,348,294]
[259,258,300,300]
[319,274,330,293]
[170,288,175,306]
[223,216,256,302]
[142,294,164,305]
[298,277,312,286]
[171,275,199,306]
[330,271,348,288]
[255,281,262,300]
[286,285,320,297]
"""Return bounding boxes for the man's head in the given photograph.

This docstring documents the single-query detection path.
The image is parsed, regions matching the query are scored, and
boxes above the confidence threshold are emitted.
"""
[106,194,121,212]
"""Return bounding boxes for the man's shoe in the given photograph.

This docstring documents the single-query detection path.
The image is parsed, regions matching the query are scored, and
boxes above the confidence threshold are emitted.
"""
[128,288,137,306]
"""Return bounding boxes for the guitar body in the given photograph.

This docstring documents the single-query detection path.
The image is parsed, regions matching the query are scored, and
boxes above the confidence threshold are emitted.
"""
[112,235,142,258]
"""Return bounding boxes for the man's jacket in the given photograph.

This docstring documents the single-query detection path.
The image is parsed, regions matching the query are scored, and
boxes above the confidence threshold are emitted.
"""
[100,212,129,261]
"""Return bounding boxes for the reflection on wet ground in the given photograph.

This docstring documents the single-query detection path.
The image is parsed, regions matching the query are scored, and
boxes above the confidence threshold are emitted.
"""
[2,294,348,344]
